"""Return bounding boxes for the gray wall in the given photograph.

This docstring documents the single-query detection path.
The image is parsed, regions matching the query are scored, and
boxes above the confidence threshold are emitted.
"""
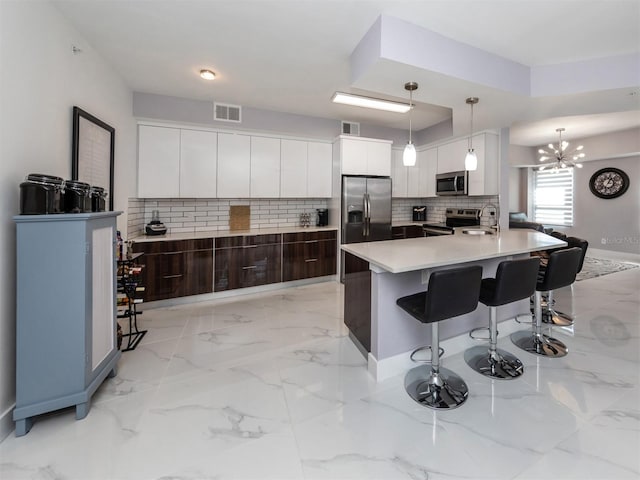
[569,156,639,255]
[0,1,137,440]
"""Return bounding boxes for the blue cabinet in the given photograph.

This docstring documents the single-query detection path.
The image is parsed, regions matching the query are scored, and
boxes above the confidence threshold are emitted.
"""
[13,212,122,436]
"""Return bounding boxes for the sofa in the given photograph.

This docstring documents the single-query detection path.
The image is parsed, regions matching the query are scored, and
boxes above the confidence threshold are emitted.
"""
[508,212,552,234]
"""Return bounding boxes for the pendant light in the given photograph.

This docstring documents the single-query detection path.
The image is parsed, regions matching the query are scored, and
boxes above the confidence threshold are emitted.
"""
[465,97,479,171]
[403,82,418,166]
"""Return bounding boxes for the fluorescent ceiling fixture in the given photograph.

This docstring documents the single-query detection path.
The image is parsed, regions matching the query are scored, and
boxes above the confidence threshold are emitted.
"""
[331,92,410,113]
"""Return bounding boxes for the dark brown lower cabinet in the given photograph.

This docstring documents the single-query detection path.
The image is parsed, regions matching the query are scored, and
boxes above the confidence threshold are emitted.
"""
[214,234,282,292]
[343,251,371,352]
[392,225,424,239]
[282,230,337,281]
[132,238,213,302]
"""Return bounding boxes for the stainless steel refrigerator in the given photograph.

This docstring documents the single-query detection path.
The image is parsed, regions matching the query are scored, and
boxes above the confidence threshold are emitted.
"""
[342,175,392,244]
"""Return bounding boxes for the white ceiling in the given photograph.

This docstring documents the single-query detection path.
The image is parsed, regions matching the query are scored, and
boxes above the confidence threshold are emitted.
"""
[51,0,640,145]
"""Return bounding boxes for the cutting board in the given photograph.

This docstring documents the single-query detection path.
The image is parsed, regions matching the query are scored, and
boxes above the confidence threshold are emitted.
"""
[229,205,250,230]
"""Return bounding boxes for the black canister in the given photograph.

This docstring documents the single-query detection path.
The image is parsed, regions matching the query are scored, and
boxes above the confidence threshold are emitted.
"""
[20,174,64,215]
[90,186,107,212]
[64,180,91,213]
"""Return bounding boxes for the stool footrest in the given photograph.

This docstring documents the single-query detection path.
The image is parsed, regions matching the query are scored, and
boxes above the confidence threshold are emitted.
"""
[468,326,492,341]
[410,345,445,364]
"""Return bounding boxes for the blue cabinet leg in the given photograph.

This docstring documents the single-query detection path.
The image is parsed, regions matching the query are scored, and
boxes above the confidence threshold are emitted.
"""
[15,417,33,437]
[75,401,90,420]
[108,366,117,378]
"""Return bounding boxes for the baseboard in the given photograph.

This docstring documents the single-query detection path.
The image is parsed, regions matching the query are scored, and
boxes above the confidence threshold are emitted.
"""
[587,248,640,264]
[0,404,15,443]
[368,317,528,382]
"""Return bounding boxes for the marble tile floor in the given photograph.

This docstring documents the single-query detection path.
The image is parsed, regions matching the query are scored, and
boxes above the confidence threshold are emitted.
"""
[1,268,638,480]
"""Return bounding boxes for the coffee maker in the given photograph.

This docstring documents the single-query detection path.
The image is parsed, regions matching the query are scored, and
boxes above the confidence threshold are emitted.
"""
[316,208,328,226]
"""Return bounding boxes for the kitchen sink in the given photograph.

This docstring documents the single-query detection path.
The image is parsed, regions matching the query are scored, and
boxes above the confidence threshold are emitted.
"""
[462,228,494,235]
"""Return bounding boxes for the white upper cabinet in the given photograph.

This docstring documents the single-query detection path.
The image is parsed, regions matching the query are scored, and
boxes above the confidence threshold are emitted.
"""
[468,133,499,196]
[250,136,280,198]
[420,148,438,198]
[179,129,217,198]
[391,149,408,197]
[280,139,308,198]
[307,141,332,197]
[436,138,467,174]
[138,125,180,198]
[392,147,437,198]
[217,133,251,198]
[338,136,392,176]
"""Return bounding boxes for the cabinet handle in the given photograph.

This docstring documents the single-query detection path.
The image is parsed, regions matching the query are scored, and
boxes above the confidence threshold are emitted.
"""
[305,240,318,244]
[242,265,257,270]
[162,274,183,279]
[242,245,258,249]
[161,251,184,255]
[305,258,318,262]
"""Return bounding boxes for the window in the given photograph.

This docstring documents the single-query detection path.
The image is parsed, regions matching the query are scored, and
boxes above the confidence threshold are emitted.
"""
[533,168,574,226]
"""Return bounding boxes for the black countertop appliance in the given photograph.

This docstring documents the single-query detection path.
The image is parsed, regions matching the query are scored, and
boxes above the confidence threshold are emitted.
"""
[412,206,427,222]
[316,208,328,226]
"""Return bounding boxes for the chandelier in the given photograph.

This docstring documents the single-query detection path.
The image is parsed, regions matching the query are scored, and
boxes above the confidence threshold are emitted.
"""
[538,128,585,171]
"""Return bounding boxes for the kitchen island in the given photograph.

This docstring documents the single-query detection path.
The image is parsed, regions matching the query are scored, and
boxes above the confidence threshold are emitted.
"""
[341,229,566,380]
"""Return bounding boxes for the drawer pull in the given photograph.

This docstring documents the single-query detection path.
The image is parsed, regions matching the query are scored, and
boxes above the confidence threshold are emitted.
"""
[161,251,183,255]
[242,245,258,249]
[304,240,318,244]
[242,265,257,270]
[305,258,318,263]
[162,274,183,279]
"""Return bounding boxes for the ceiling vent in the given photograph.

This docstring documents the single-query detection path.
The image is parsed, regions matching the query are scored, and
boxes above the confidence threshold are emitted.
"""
[214,102,242,123]
[341,121,360,136]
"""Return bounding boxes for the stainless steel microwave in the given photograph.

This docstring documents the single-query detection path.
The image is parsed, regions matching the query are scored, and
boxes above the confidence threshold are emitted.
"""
[436,171,468,196]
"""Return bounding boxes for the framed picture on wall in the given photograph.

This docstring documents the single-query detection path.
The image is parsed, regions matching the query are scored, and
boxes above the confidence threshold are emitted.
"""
[71,106,115,211]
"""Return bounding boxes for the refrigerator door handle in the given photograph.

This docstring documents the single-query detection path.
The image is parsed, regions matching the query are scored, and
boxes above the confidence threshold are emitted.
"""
[365,193,371,237]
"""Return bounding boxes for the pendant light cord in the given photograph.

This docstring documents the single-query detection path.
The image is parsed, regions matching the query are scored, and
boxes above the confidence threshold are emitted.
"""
[408,89,413,144]
[468,101,473,150]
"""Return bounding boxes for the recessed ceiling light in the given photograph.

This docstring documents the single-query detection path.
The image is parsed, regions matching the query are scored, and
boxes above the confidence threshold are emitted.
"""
[331,92,410,113]
[200,69,216,80]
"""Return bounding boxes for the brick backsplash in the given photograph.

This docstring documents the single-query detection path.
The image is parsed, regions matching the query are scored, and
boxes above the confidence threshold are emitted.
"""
[127,198,328,237]
[392,195,499,226]
[128,195,499,238]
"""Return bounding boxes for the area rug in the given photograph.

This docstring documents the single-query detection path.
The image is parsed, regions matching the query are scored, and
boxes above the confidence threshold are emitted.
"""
[576,257,639,281]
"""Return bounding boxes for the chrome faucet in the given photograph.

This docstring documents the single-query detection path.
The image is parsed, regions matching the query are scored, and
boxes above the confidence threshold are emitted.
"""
[480,203,500,232]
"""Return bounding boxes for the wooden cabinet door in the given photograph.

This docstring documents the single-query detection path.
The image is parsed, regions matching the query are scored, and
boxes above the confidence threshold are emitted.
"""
[183,249,213,296]
[215,239,282,291]
[283,232,336,281]
[180,129,217,198]
[217,133,251,197]
[143,251,185,301]
[138,125,180,198]
[250,136,280,198]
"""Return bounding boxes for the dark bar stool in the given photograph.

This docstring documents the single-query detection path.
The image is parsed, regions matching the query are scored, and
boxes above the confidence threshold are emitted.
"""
[464,257,540,379]
[511,247,583,357]
[397,265,482,410]
[542,237,589,326]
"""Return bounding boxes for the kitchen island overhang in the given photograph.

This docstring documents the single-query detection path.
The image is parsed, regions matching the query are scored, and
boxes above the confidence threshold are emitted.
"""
[341,230,567,381]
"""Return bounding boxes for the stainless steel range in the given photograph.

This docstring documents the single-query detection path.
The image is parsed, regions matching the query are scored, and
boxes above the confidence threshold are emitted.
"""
[422,208,480,236]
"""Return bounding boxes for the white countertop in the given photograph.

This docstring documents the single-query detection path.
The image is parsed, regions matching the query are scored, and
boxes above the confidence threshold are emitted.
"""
[341,229,566,273]
[131,225,338,243]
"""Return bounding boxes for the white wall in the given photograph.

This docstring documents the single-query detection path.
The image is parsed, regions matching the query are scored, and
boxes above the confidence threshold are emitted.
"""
[0,1,136,440]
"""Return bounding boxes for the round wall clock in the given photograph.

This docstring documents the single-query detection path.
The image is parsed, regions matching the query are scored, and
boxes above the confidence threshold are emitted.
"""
[589,168,630,199]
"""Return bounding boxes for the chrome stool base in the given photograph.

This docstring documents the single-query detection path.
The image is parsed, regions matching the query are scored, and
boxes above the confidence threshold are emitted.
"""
[464,346,524,379]
[405,365,468,410]
[510,330,568,358]
[541,309,574,327]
